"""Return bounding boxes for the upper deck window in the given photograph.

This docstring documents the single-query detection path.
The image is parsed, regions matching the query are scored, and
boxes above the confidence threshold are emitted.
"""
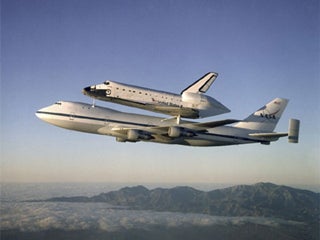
[104,81,110,85]
[54,101,62,105]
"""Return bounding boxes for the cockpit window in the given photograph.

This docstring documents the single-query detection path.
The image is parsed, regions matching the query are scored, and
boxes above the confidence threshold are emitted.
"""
[55,101,62,105]
[104,81,110,85]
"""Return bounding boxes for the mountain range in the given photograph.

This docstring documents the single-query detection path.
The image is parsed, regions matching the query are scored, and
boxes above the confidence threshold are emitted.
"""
[46,182,319,223]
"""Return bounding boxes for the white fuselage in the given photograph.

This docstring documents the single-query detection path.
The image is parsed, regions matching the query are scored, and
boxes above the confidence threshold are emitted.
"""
[36,101,268,147]
[83,81,230,119]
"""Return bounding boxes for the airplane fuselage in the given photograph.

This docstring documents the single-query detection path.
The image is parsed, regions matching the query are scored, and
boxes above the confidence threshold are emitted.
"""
[36,101,272,147]
[83,80,230,119]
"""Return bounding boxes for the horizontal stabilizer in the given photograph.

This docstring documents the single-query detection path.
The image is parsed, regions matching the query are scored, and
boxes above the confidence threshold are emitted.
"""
[249,132,288,141]
[249,119,300,143]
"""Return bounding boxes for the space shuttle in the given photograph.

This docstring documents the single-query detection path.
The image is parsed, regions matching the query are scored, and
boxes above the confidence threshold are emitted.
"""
[82,72,230,119]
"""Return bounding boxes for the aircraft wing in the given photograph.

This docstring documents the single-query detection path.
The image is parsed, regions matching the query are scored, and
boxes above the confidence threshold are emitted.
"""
[180,119,239,131]
[110,119,239,139]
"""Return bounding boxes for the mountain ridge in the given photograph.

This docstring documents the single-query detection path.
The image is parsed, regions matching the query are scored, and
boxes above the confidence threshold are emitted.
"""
[44,182,319,223]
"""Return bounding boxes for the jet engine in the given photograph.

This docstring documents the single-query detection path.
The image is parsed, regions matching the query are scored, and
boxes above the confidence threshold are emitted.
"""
[168,126,195,138]
[127,129,152,141]
[116,137,127,142]
[127,129,139,141]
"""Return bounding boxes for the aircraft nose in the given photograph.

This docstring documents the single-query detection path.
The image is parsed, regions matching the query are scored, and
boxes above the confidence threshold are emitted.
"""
[35,106,48,121]
[35,110,42,119]
[82,86,95,95]
[35,102,62,123]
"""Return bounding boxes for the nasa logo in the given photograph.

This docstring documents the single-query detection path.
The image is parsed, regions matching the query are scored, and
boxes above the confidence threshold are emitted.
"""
[260,113,276,119]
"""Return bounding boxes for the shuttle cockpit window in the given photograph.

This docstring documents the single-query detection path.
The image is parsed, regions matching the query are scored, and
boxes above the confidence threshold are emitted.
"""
[54,101,62,105]
[104,81,110,85]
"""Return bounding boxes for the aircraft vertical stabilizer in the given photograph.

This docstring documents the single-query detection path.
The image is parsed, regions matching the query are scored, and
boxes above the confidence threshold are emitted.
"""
[181,72,218,94]
[234,98,289,132]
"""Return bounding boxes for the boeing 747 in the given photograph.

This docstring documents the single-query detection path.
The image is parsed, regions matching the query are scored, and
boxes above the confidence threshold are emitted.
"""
[36,98,299,147]
[82,72,230,119]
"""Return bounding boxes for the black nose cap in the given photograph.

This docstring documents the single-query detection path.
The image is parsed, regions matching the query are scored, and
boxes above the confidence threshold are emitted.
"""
[82,86,93,95]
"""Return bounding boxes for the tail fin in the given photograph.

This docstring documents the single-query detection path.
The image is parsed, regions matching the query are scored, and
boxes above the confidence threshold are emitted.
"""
[181,72,218,94]
[234,98,289,132]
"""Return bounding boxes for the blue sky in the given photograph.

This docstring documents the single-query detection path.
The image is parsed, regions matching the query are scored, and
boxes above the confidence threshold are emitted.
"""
[1,0,319,186]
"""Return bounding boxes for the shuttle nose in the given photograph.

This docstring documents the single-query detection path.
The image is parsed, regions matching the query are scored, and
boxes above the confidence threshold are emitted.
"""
[82,84,107,99]
[82,86,94,95]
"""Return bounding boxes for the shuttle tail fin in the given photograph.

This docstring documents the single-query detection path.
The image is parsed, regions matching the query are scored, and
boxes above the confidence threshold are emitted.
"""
[181,72,218,94]
[234,98,289,132]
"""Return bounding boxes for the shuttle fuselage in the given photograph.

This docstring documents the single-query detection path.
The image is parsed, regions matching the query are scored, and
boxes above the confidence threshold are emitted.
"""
[83,72,230,119]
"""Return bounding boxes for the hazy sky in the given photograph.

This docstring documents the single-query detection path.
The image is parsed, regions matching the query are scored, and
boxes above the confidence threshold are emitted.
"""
[1,0,319,186]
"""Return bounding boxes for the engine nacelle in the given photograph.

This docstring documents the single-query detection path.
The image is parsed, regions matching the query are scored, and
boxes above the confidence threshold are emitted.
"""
[116,137,127,142]
[168,126,182,138]
[127,129,139,141]
[127,129,152,141]
[168,126,195,138]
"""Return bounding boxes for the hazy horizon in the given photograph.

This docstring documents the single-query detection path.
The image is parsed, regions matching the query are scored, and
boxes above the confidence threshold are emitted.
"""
[1,181,319,197]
